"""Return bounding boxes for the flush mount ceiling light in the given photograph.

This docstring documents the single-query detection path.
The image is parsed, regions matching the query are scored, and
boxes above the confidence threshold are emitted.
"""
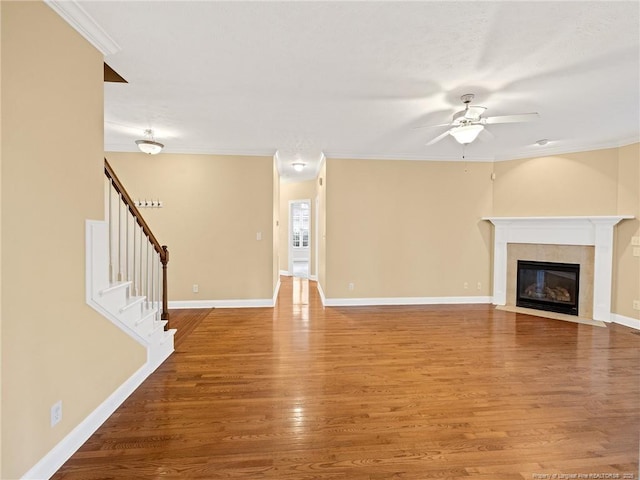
[135,129,164,155]
[292,162,306,172]
[450,124,484,145]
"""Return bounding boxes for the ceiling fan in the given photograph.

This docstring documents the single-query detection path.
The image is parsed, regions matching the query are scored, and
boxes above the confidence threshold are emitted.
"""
[424,94,539,146]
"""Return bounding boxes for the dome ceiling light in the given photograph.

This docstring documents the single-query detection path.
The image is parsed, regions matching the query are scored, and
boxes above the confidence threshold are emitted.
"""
[135,129,164,155]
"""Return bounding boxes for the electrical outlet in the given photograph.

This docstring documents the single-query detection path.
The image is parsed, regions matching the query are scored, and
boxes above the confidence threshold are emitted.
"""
[631,236,640,246]
[463,282,469,289]
[193,284,199,293]
[633,300,640,311]
[633,247,640,257]
[256,232,262,241]
[348,282,354,291]
[51,401,62,427]
[477,282,482,290]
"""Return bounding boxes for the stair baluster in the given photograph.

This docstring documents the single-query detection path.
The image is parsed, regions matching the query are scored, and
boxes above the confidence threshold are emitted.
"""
[108,179,114,283]
[156,254,161,322]
[104,159,170,329]
[132,219,137,296]
[150,245,155,310]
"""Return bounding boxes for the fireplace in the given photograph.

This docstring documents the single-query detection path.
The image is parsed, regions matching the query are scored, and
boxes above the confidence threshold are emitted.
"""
[484,216,631,322]
[516,260,580,316]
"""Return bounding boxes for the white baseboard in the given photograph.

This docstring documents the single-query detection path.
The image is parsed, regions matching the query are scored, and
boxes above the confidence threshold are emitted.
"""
[279,270,291,276]
[321,295,493,307]
[316,282,327,305]
[169,281,282,309]
[169,299,273,309]
[272,278,281,306]
[314,283,489,308]
[309,275,318,281]
[611,313,640,330]
[21,359,164,480]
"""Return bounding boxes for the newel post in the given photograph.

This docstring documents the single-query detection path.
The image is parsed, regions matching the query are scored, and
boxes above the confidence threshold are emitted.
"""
[161,245,170,329]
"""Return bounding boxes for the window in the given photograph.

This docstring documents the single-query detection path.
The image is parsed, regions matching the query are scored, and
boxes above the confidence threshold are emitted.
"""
[291,203,310,248]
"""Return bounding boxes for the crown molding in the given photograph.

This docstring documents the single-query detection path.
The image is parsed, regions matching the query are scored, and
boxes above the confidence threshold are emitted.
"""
[45,0,120,55]
[106,137,639,164]
[105,144,277,158]
[493,136,640,162]
[322,151,496,162]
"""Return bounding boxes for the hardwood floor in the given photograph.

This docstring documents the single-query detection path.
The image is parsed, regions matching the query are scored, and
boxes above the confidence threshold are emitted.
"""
[170,307,212,349]
[53,277,640,479]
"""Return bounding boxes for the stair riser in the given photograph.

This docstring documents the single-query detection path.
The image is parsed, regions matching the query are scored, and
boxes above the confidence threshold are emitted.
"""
[135,316,159,337]
[119,303,145,324]
[99,288,129,311]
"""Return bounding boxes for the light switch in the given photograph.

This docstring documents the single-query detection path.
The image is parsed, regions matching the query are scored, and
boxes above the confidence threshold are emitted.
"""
[256,232,262,241]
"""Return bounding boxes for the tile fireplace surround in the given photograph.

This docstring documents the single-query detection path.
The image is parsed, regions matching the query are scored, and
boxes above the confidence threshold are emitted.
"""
[483,216,632,322]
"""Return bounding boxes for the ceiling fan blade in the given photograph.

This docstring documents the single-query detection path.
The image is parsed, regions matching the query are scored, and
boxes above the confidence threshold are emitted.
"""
[484,113,539,124]
[478,128,495,143]
[425,130,451,146]
[413,123,450,129]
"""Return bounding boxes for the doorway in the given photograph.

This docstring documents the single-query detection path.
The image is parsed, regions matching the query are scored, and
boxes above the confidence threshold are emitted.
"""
[289,200,311,278]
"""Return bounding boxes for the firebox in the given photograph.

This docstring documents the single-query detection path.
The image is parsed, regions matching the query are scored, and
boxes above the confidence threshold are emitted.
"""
[516,260,580,316]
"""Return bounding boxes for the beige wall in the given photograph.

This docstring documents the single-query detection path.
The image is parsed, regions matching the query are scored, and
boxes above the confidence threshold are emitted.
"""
[279,180,317,276]
[324,159,494,298]
[107,152,276,301]
[0,2,3,472]
[1,3,146,478]
[493,145,640,322]
[320,148,638,319]
[492,148,620,216]
[613,143,640,322]
[273,158,280,292]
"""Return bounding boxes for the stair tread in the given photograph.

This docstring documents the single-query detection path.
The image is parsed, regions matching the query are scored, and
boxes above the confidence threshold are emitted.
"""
[99,281,132,296]
[135,308,159,326]
[120,296,146,312]
[141,307,158,318]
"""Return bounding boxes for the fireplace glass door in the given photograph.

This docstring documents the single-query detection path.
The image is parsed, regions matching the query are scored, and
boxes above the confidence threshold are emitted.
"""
[516,260,580,316]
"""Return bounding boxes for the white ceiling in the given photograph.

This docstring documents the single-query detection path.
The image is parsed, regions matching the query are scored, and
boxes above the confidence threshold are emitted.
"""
[52,1,639,180]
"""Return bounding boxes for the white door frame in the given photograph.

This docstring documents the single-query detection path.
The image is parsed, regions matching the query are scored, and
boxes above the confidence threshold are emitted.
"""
[288,199,311,275]
[314,195,319,281]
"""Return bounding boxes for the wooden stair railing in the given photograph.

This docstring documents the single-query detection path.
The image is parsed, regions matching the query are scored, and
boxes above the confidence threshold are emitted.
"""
[104,158,170,329]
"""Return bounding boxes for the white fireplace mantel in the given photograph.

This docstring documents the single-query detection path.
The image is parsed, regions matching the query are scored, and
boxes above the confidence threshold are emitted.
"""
[483,216,633,322]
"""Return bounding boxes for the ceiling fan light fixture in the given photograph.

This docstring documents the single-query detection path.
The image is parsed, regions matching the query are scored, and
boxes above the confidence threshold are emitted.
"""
[450,124,484,144]
[135,129,164,154]
[292,162,306,172]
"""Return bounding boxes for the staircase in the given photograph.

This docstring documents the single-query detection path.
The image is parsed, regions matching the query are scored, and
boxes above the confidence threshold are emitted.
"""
[86,159,176,370]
